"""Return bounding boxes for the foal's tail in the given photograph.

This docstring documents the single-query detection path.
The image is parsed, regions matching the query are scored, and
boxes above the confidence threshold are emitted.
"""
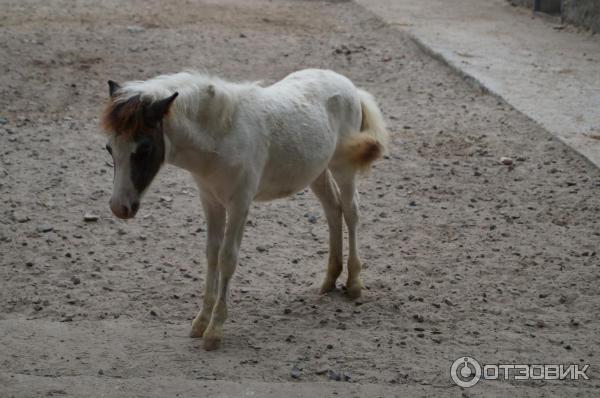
[342,89,390,171]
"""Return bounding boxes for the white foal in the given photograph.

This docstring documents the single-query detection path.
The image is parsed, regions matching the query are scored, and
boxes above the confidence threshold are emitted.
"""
[101,69,389,350]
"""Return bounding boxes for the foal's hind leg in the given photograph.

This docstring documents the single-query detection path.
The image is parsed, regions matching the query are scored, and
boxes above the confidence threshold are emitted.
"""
[190,191,225,338]
[310,169,343,293]
[331,167,363,299]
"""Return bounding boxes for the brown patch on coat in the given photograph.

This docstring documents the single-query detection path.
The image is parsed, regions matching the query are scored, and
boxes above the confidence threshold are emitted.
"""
[342,134,383,171]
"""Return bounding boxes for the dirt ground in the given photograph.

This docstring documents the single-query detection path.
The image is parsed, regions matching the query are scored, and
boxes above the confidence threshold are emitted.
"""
[1,0,599,396]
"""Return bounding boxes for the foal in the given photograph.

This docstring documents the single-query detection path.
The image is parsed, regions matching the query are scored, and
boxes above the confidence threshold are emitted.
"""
[101,69,389,350]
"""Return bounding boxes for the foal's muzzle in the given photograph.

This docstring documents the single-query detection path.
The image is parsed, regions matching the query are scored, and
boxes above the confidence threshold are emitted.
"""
[110,198,140,219]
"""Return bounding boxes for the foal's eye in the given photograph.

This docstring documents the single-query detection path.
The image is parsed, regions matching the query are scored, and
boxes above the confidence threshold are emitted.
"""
[105,144,112,155]
[136,142,152,155]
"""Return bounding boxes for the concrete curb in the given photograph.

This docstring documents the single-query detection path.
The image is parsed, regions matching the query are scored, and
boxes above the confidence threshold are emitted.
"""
[356,0,600,169]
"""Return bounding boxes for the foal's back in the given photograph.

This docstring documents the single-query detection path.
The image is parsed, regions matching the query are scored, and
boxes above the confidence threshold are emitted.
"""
[265,69,362,135]
[251,69,363,201]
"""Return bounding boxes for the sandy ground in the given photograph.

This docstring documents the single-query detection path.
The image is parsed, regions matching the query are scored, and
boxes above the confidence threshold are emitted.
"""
[1,0,599,396]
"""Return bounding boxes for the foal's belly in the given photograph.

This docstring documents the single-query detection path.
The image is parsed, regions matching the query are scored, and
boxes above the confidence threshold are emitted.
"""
[254,135,335,201]
[254,157,330,201]
[254,176,318,202]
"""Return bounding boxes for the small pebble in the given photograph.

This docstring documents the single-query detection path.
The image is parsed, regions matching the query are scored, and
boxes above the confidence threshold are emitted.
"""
[443,298,454,306]
[412,314,424,323]
[71,276,81,285]
[14,214,30,223]
[83,213,99,222]
[127,25,145,34]
[327,369,341,381]
[500,156,513,165]
[536,320,546,328]
[37,224,54,233]
[290,365,302,379]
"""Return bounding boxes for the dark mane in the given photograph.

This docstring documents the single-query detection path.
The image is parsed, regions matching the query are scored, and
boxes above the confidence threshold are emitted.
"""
[100,95,145,136]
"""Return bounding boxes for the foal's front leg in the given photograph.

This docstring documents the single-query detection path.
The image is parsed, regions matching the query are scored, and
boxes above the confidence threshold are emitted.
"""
[190,193,225,338]
[202,200,250,351]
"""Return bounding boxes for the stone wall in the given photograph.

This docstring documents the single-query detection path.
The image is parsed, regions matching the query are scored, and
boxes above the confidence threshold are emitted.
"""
[507,0,600,33]
[562,0,600,33]
[508,0,534,8]
[509,0,560,14]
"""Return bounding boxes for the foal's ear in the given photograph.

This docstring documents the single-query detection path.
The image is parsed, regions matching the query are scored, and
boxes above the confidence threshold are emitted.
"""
[108,80,121,98]
[144,92,179,125]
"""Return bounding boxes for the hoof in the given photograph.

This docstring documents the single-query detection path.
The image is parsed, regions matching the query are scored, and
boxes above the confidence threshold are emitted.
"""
[203,336,222,351]
[345,282,362,299]
[190,318,208,338]
[320,278,337,294]
[189,326,204,338]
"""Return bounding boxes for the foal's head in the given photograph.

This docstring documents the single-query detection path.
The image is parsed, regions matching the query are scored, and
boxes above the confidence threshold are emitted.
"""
[101,81,178,219]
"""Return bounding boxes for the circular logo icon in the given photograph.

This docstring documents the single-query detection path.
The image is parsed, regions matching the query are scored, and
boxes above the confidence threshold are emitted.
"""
[450,356,482,388]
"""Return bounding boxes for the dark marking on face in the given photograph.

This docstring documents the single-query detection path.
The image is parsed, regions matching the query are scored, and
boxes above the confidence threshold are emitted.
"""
[101,88,178,199]
[130,126,165,194]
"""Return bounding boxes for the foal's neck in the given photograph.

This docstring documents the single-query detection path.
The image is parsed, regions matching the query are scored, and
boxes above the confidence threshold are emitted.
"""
[163,120,219,176]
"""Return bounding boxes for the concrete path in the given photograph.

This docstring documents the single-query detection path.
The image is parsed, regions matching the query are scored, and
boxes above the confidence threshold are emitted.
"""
[0,373,419,398]
[0,319,585,397]
[357,0,600,168]
[0,318,405,397]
